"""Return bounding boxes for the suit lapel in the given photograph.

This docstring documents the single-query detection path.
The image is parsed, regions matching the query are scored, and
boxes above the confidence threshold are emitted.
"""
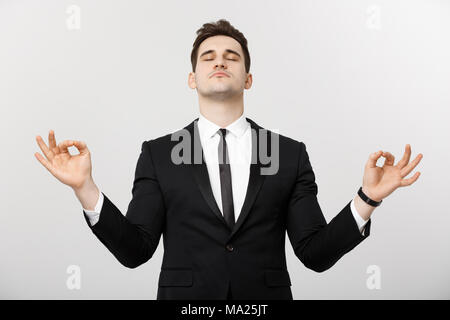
[186,117,268,237]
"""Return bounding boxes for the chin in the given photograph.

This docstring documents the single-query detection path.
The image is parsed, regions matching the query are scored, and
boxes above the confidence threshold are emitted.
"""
[203,90,235,100]
[211,84,235,93]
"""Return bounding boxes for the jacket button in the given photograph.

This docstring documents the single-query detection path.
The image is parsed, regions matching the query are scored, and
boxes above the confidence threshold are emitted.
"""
[226,244,234,252]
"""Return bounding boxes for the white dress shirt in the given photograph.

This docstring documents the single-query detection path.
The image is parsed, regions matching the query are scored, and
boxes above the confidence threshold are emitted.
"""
[83,113,369,235]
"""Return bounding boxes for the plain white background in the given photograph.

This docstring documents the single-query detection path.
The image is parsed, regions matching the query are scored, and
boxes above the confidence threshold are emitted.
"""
[0,0,449,299]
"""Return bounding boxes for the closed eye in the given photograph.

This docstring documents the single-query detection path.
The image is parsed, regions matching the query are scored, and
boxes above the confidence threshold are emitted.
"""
[204,58,237,61]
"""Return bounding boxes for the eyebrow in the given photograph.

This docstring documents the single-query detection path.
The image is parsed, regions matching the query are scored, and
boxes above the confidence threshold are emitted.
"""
[199,49,241,58]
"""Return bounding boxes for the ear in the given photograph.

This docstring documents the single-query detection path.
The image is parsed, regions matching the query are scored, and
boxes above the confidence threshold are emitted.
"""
[188,72,197,89]
[244,73,253,90]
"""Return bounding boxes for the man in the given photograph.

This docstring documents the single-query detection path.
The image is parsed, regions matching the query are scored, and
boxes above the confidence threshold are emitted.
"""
[35,19,423,300]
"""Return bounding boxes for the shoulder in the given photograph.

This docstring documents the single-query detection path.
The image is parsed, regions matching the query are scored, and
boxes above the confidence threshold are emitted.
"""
[259,127,307,155]
[141,124,193,156]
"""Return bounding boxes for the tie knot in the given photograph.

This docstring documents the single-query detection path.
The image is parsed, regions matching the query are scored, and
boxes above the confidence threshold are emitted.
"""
[219,128,227,137]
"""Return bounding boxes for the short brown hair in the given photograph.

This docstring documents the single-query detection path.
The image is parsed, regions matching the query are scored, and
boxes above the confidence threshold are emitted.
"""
[191,19,251,73]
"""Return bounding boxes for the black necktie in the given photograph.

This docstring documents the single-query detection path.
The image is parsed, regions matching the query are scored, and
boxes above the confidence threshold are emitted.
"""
[218,128,235,229]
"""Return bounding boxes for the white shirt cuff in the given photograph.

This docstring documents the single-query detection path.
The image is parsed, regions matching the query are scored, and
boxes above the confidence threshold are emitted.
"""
[83,191,104,226]
[350,198,369,236]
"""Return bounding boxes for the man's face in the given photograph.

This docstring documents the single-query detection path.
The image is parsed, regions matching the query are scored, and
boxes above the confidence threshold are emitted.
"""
[188,35,252,100]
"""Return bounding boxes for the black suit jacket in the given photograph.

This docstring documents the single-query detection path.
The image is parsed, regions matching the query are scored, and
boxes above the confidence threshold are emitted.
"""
[83,117,371,300]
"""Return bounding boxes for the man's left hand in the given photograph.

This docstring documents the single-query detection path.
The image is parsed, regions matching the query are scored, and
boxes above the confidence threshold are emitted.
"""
[362,144,423,202]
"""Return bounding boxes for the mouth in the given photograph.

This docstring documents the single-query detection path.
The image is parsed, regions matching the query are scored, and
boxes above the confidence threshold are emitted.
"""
[211,72,230,78]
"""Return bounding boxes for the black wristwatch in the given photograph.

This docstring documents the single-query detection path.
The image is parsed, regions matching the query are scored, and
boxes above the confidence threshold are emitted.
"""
[358,187,382,207]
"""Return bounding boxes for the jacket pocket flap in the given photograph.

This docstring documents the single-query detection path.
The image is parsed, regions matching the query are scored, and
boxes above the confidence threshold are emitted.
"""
[264,269,292,287]
[159,269,193,287]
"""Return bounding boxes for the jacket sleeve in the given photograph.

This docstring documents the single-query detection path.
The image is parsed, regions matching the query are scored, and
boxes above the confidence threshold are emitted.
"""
[83,140,166,268]
[286,142,371,273]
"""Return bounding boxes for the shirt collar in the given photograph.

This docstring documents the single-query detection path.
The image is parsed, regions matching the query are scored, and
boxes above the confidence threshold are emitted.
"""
[197,112,249,140]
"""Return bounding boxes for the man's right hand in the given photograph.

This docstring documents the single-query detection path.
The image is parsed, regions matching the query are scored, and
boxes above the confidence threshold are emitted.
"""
[35,130,93,190]
[35,130,100,211]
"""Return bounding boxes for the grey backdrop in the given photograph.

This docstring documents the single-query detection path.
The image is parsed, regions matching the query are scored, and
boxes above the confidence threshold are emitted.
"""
[1,0,449,299]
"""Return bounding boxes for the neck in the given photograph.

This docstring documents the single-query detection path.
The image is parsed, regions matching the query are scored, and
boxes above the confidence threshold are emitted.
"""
[198,93,244,128]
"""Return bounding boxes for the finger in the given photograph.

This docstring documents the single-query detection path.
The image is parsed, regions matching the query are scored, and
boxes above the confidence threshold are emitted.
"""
[366,150,383,169]
[35,135,54,161]
[34,152,55,175]
[73,140,88,154]
[382,151,395,167]
[397,144,411,169]
[400,171,420,187]
[48,129,57,151]
[58,140,75,154]
[400,153,423,177]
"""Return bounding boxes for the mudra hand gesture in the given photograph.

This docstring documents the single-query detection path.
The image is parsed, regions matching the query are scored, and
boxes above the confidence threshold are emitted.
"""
[34,130,92,191]
[362,144,423,202]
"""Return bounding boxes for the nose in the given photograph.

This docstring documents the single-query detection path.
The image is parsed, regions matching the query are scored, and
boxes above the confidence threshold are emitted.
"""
[215,60,227,70]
